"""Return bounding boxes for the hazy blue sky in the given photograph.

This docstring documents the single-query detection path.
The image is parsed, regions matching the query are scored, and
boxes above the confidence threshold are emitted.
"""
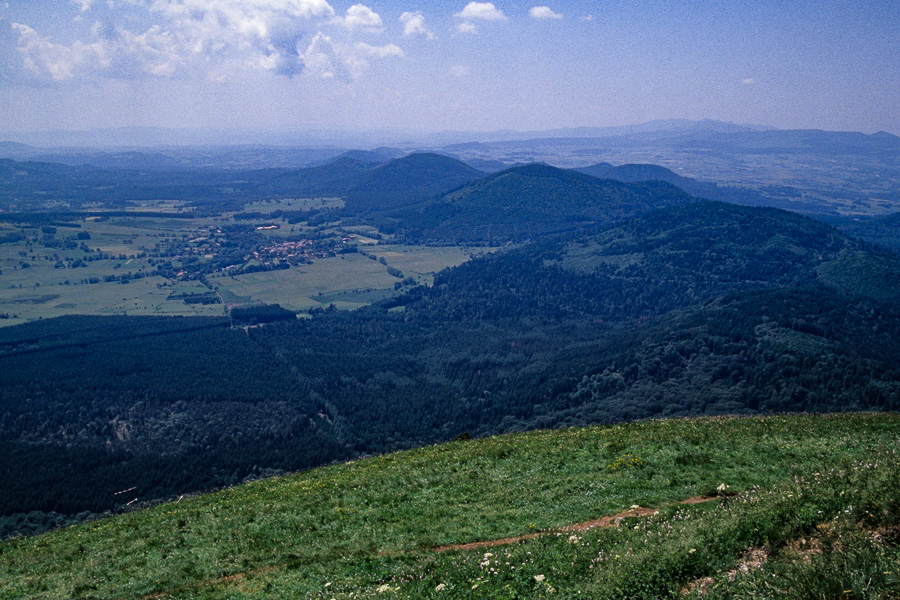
[1,0,898,136]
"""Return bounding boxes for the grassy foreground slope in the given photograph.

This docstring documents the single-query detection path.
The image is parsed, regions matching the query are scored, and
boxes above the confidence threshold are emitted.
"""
[2,413,899,599]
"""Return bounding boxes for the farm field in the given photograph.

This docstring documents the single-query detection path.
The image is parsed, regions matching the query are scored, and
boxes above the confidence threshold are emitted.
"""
[210,253,397,311]
[209,245,485,311]
[0,203,483,325]
[1,413,897,599]
[364,245,494,284]
[0,275,225,321]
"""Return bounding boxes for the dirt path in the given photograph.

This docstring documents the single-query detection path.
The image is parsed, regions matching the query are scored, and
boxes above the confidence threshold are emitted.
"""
[433,495,721,553]
[144,494,726,597]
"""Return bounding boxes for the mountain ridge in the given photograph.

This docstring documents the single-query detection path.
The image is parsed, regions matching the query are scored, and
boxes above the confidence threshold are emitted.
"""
[397,163,695,243]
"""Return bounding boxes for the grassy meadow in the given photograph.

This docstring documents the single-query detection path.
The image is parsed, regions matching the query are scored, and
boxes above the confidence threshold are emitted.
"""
[0,213,224,325]
[1,413,898,599]
[209,246,483,311]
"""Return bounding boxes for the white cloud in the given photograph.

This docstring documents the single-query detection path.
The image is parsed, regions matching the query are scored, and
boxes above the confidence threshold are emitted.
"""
[529,6,562,19]
[144,0,335,42]
[300,32,347,80]
[72,0,96,12]
[12,20,189,80]
[742,78,756,85]
[11,0,347,80]
[110,25,184,77]
[299,33,402,81]
[400,11,434,39]
[455,21,477,34]
[356,42,403,59]
[337,4,383,33]
[12,22,107,80]
[455,2,506,21]
[147,0,336,24]
[580,15,594,21]
[450,64,468,77]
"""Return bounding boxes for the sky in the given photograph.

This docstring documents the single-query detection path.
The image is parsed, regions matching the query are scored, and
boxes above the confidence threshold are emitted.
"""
[1,0,898,139]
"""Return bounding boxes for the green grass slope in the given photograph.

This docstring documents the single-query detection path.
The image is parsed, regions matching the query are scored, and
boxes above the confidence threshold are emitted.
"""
[2,413,898,599]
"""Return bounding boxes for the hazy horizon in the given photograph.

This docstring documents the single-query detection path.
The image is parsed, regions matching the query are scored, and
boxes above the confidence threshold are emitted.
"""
[1,1,899,137]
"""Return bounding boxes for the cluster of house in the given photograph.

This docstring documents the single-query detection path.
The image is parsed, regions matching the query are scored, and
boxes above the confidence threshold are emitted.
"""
[248,235,358,265]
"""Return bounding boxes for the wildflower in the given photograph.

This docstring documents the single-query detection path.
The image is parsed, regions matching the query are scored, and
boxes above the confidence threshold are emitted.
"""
[567,535,579,543]
[689,548,696,554]
[534,574,546,583]
[376,583,391,593]
[435,583,446,592]
[717,483,728,492]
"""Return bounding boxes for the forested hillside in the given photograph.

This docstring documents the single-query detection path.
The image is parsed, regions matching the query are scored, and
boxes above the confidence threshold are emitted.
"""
[398,164,693,243]
[0,153,482,215]
[343,153,484,214]
[2,200,899,536]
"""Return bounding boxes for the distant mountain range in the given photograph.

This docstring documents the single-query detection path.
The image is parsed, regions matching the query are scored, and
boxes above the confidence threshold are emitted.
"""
[0,119,777,150]
[3,119,895,158]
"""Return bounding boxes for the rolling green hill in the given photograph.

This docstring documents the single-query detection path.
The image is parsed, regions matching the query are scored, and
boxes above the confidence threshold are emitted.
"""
[1,413,898,599]
[575,162,696,187]
[574,162,772,208]
[826,211,900,253]
[259,156,379,199]
[0,152,483,216]
[399,164,694,243]
[344,153,485,214]
[407,201,889,324]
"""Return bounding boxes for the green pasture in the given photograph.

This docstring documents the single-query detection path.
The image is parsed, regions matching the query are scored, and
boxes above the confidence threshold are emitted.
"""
[210,253,399,311]
[0,276,223,324]
[238,197,344,213]
[364,245,490,284]
[211,246,484,311]
[1,413,898,599]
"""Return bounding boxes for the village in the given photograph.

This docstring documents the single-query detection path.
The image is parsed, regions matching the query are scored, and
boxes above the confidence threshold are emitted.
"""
[247,234,359,266]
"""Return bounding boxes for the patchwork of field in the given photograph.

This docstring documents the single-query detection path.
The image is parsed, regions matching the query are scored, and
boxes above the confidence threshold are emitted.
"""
[0,276,225,322]
[209,245,484,311]
[0,205,485,326]
[239,197,344,212]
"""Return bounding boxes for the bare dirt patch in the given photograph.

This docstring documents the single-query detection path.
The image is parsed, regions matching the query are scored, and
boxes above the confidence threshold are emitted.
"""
[681,546,768,596]
[434,495,722,553]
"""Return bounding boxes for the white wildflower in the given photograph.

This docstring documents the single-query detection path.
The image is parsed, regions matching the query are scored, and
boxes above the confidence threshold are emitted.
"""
[534,574,546,583]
